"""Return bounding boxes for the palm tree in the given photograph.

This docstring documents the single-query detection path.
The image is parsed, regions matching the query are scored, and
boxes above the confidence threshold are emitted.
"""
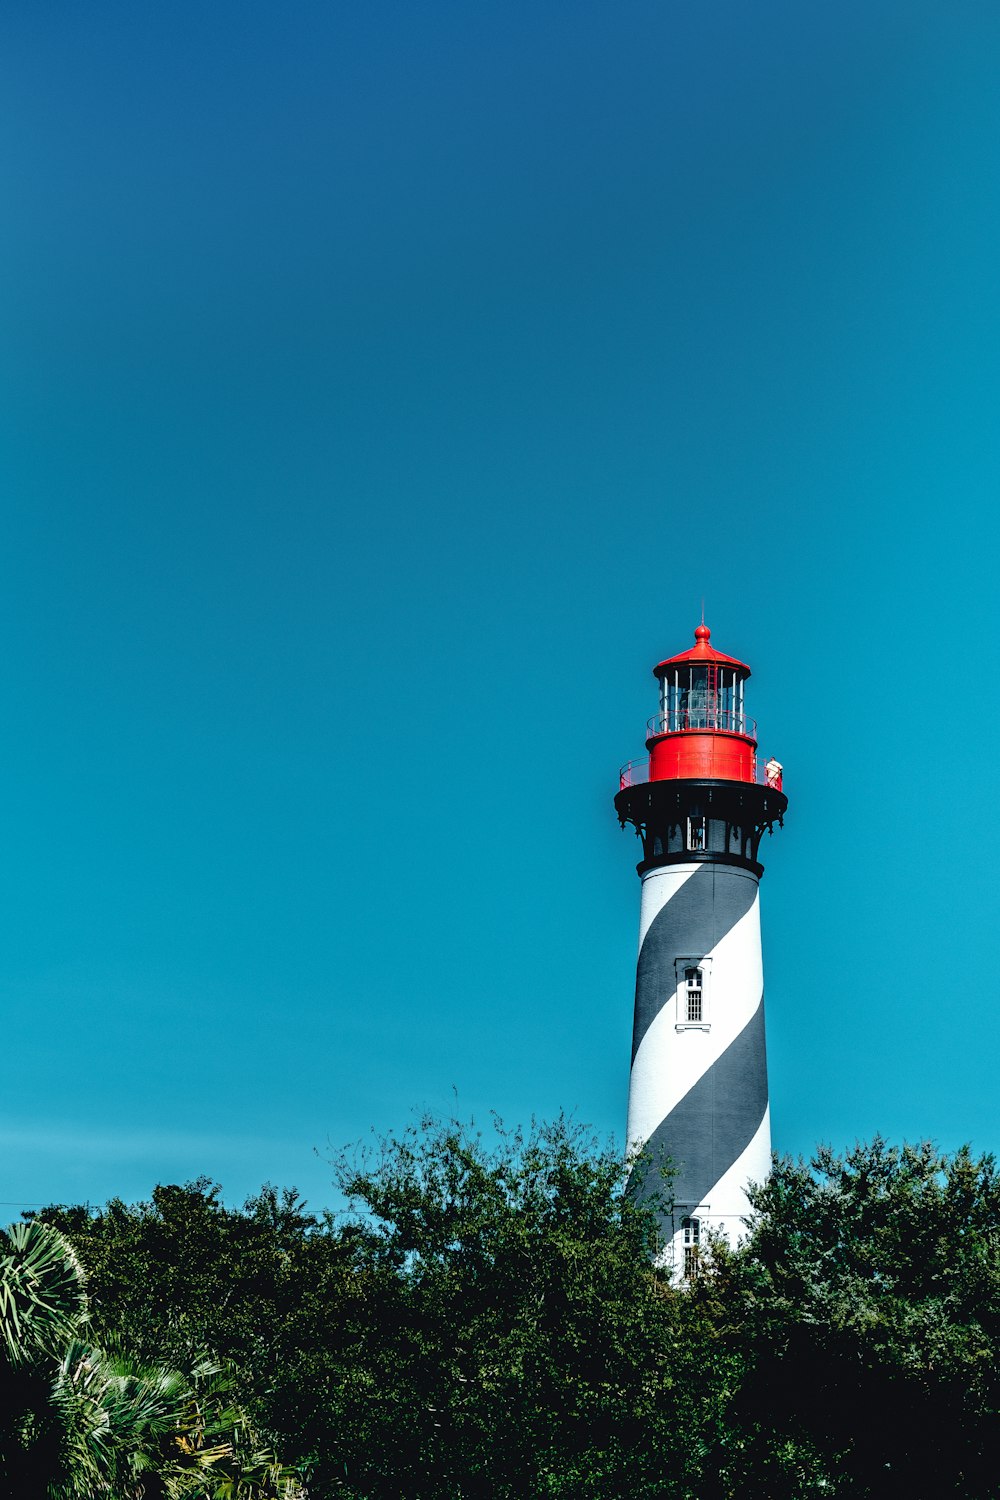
[0,1220,90,1495]
[0,1220,305,1499]
[0,1220,89,1363]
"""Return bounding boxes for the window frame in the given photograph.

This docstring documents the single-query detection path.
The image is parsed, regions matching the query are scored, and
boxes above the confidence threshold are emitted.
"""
[674,956,711,1031]
[683,966,703,1023]
[681,1216,701,1279]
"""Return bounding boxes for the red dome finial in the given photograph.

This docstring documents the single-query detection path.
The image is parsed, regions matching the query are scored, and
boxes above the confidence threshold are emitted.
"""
[694,623,711,644]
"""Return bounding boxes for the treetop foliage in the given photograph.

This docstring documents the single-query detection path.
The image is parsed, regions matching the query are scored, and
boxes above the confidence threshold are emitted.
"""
[24,1120,1000,1497]
[0,1216,304,1499]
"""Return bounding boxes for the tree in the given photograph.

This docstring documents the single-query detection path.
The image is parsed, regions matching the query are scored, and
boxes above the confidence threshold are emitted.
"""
[0,1218,304,1498]
[323,1112,718,1498]
[40,1180,361,1494]
[47,1121,1000,1497]
[0,1220,90,1495]
[707,1139,1000,1498]
[41,1118,725,1497]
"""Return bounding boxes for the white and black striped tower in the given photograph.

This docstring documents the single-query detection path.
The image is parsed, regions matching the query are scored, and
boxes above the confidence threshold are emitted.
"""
[615,624,786,1273]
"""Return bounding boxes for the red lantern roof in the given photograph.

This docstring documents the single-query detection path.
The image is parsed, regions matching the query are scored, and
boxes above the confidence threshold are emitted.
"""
[652,624,751,680]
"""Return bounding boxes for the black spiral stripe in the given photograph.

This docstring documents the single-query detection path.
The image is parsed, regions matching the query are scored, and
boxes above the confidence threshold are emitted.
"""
[630,1000,768,1224]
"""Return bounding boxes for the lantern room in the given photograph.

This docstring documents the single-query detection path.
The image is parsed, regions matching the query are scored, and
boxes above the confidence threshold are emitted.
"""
[616,622,786,876]
[648,624,756,783]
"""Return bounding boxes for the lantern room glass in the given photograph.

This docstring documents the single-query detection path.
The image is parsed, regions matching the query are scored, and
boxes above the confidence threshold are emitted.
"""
[657,666,747,734]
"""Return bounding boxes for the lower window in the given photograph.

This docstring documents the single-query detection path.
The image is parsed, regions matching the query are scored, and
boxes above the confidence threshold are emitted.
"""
[682,1216,700,1278]
[683,1218,701,1278]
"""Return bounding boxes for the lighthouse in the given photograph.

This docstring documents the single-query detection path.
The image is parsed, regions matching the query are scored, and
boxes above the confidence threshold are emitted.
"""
[615,624,786,1273]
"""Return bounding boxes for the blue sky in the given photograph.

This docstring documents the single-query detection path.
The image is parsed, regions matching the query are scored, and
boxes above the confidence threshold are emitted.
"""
[2,1,1000,1212]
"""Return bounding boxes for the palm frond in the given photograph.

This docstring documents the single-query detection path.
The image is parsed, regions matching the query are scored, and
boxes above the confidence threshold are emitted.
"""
[0,1221,88,1366]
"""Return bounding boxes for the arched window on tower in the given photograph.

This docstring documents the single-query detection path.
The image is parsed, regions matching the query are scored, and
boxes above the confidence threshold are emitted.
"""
[682,1216,700,1278]
[675,956,711,1030]
[684,967,703,1023]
